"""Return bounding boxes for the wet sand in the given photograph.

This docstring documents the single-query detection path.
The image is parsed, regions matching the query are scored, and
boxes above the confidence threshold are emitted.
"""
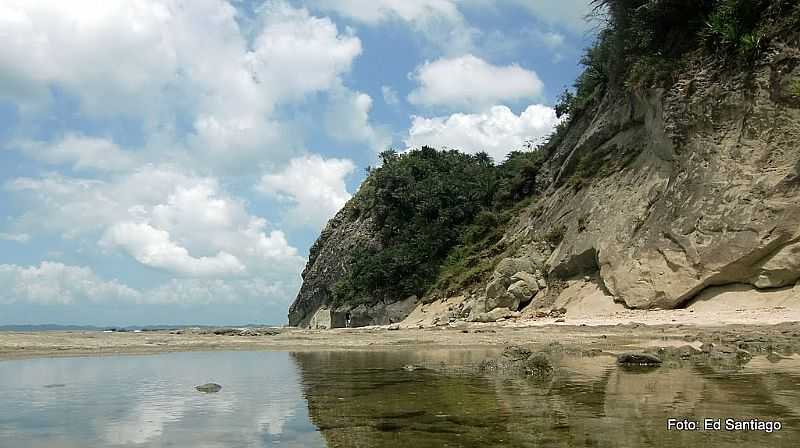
[3,317,800,361]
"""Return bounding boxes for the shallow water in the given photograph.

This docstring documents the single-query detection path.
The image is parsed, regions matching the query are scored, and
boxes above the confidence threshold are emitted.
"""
[1,349,799,447]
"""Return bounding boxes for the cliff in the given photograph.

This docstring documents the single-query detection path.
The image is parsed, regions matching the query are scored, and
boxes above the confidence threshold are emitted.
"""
[289,0,800,328]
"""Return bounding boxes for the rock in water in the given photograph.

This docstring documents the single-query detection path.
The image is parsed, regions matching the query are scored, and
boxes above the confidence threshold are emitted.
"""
[195,383,222,393]
[524,352,554,377]
[502,345,532,362]
[617,353,662,366]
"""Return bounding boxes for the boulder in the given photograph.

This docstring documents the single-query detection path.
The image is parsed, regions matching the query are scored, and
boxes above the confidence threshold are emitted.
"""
[485,277,512,299]
[507,280,536,303]
[494,258,535,278]
[617,352,662,366]
[502,345,532,361]
[751,242,800,289]
[308,307,333,329]
[485,292,519,312]
[195,383,222,393]
[524,352,554,377]
[510,271,540,293]
[471,307,513,323]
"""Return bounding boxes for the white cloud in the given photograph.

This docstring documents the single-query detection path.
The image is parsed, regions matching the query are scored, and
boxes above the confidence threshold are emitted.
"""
[257,155,355,229]
[6,166,305,279]
[146,277,296,305]
[0,261,298,306]
[382,85,400,105]
[510,0,595,33]
[0,233,30,243]
[405,104,562,161]
[324,85,391,151]
[0,0,365,171]
[101,222,246,277]
[249,2,362,102]
[308,0,461,23]
[408,55,544,110]
[13,135,136,172]
[0,262,140,305]
[308,0,476,54]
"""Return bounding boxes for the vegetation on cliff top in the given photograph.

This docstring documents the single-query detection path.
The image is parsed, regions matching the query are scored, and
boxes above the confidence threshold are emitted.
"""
[557,0,800,120]
[331,147,547,306]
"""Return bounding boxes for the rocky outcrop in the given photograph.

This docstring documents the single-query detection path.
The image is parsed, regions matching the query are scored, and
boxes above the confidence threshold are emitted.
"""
[288,205,380,327]
[291,24,800,325]
[496,43,800,311]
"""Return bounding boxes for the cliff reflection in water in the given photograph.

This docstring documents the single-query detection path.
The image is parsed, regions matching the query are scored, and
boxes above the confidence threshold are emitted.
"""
[291,349,800,447]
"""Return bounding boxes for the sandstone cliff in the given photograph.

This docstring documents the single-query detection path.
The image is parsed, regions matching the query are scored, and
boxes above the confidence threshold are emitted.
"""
[289,1,800,328]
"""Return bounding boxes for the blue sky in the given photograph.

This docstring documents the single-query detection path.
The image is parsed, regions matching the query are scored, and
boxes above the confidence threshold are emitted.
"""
[0,0,596,326]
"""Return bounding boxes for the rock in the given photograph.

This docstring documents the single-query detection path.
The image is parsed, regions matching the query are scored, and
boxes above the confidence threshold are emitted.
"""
[510,271,540,293]
[751,242,800,288]
[448,321,468,330]
[502,345,532,361]
[387,323,400,331]
[485,277,512,299]
[195,383,222,393]
[617,353,662,366]
[485,292,519,312]
[524,352,554,377]
[472,307,513,323]
[494,258,535,278]
[308,307,333,329]
[402,364,423,372]
[507,280,535,303]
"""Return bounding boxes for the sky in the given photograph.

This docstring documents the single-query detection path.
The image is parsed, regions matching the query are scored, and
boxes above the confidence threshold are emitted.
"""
[0,0,597,326]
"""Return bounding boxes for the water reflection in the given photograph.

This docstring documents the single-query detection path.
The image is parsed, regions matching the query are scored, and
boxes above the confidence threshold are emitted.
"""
[291,350,800,447]
[1,350,800,447]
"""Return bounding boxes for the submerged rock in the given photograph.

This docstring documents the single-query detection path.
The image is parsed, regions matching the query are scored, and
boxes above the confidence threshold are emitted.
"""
[479,345,555,378]
[195,383,222,393]
[617,352,662,366]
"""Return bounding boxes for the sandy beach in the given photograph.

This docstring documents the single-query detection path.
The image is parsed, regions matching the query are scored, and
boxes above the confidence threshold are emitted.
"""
[3,302,800,360]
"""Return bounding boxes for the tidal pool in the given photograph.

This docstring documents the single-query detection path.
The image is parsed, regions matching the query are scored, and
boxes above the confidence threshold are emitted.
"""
[1,349,799,447]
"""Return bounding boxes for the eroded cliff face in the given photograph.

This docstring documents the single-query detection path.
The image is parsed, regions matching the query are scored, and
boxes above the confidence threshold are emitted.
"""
[290,36,800,327]
[503,45,800,311]
[287,205,379,327]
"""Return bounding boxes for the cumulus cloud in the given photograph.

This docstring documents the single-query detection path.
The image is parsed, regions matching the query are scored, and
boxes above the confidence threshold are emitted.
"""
[408,55,544,110]
[0,262,140,305]
[101,222,246,277]
[0,0,366,171]
[249,2,362,102]
[257,155,355,229]
[6,166,305,280]
[405,104,562,161]
[0,261,299,307]
[13,135,136,172]
[324,85,391,151]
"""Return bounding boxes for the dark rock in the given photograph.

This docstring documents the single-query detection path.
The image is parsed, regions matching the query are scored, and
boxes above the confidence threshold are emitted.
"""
[195,383,222,393]
[617,352,662,366]
[502,345,532,361]
[523,352,554,377]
